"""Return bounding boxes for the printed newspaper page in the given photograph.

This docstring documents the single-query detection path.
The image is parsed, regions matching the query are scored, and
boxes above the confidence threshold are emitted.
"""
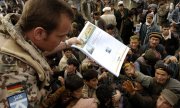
[72,21,129,77]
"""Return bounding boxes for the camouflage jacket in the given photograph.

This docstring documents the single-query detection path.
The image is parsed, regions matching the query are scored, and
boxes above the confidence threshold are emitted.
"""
[0,14,52,108]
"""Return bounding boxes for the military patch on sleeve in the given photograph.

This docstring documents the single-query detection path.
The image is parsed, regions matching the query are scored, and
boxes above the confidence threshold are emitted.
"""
[7,92,29,108]
[6,82,24,94]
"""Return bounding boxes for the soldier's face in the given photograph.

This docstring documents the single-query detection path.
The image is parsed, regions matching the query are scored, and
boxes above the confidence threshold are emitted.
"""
[37,14,71,51]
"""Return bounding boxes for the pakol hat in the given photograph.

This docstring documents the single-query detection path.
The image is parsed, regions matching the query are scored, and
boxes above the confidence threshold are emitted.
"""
[149,32,162,40]
[154,60,173,75]
[144,49,161,62]
[161,89,179,106]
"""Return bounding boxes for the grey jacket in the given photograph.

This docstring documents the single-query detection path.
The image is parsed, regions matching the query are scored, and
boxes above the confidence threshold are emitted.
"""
[139,22,160,45]
[168,7,180,24]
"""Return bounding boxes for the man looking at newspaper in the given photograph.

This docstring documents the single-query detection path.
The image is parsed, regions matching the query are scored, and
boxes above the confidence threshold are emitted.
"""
[0,0,97,108]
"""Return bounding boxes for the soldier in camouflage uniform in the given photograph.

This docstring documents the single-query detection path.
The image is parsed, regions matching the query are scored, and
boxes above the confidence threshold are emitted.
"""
[0,0,80,107]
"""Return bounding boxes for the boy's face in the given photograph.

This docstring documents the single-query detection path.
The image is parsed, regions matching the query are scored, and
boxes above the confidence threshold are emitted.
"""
[146,16,153,24]
[162,27,170,36]
[66,64,76,74]
[155,69,170,85]
[72,87,83,99]
[93,14,99,20]
[86,78,98,89]
[64,50,73,58]
[130,39,139,50]
[106,29,114,35]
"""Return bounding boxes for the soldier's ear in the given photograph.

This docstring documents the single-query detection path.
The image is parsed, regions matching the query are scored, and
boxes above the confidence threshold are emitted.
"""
[33,27,47,41]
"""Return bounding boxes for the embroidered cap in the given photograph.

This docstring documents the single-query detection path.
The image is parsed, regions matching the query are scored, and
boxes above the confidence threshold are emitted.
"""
[161,89,179,106]
[149,32,162,40]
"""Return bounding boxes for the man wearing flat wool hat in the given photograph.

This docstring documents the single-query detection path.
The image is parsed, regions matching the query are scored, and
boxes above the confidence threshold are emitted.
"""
[133,60,180,108]
[139,12,160,45]
[139,32,167,59]
[156,89,179,108]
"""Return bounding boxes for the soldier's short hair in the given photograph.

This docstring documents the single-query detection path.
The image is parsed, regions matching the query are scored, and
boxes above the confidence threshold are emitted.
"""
[18,0,73,35]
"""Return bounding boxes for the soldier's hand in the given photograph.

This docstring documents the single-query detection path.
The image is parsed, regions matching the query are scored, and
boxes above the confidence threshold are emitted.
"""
[66,37,82,46]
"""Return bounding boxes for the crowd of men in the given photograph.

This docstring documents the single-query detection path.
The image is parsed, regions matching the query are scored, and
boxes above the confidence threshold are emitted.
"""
[0,0,180,108]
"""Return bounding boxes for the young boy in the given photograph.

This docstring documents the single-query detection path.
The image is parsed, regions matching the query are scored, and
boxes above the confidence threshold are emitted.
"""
[82,69,98,98]
[127,35,141,62]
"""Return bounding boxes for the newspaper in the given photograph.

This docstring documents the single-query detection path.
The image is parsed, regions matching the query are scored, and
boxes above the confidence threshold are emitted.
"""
[72,22,129,77]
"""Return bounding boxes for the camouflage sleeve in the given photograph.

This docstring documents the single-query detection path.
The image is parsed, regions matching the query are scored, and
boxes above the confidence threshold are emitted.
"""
[0,53,48,107]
